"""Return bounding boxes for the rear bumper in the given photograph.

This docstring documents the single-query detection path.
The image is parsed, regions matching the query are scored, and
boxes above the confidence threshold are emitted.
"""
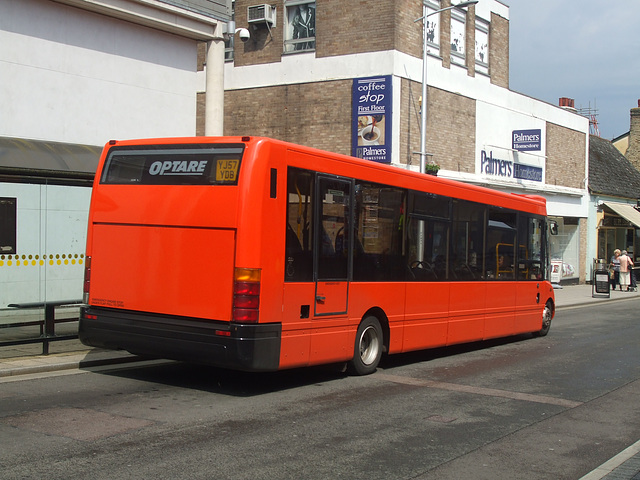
[79,306,281,372]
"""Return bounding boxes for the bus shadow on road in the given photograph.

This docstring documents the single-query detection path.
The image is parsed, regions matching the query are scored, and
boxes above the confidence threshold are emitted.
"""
[378,332,537,371]
[94,359,351,397]
[92,333,537,397]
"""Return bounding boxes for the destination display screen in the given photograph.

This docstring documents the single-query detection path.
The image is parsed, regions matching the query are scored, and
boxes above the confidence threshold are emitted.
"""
[101,145,244,186]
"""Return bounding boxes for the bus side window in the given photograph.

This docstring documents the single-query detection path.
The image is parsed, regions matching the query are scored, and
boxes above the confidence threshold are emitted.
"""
[451,200,484,281]
[518,215,544,280]
[285,168,313,282]
[486,209,517,280]
[406,192,451,281]
[354,183,404,281]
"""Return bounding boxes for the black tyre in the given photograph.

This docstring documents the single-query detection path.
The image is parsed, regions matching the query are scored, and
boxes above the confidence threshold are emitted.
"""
[347,316,383,375]
[534,301,553,337]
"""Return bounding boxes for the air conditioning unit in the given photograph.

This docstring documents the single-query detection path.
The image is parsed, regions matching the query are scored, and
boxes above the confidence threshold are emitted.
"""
[248,4,276,25]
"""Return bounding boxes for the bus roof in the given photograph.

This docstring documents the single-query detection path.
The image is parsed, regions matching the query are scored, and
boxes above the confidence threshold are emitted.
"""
[100,136,547,215]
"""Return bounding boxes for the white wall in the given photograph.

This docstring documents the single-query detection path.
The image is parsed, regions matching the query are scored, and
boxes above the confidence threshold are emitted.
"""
[0,0,199,146]
[0,0,222,314]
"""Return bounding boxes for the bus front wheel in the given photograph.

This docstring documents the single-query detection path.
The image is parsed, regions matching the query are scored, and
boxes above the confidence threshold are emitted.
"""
[348,316,383,375]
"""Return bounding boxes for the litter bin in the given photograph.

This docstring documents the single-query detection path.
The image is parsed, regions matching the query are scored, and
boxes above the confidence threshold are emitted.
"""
[630,265,638,292]
[592,258,610,298]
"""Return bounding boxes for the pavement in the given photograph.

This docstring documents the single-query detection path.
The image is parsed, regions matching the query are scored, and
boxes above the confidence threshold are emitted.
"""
[1,283,639,478]
[6,283,636,378]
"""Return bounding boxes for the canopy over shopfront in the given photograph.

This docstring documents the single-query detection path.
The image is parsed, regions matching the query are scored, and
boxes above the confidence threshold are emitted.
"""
[597,201,640,263]
[601,202,640,229]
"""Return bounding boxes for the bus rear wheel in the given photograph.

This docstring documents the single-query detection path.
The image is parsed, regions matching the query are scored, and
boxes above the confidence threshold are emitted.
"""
[535,301,553,337]
[348,316,383,375]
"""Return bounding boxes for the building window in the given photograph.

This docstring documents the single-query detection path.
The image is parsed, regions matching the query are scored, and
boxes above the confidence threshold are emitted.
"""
[450,6,466,67]
[553,217,580,282]
[475,17,489,75]
[225,1,236,62]
[225,38,234,62]
[284,1,315,53]
[0,197,17,254]
[424,0,441,56]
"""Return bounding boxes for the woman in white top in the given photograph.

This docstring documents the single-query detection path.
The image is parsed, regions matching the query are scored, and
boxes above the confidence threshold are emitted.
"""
[618,250,634,291]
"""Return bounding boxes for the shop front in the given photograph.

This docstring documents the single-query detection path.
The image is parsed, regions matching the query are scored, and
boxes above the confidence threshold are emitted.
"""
[466,106,588,284]
[548,216,582,284]
[597,202,640,265]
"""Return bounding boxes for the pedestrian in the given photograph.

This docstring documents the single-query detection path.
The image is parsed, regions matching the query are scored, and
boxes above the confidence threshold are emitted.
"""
[618,250,634,292]
[610,249,621,290]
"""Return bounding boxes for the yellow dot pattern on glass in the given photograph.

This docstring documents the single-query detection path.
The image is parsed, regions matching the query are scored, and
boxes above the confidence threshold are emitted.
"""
[0,253,85,268]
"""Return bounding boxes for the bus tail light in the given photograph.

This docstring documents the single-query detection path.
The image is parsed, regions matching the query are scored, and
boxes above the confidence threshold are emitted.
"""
[233,268,261,323]
[83,256,91,303]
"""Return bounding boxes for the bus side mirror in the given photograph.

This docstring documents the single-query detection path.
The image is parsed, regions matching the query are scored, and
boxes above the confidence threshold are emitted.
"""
[549,220,558,236]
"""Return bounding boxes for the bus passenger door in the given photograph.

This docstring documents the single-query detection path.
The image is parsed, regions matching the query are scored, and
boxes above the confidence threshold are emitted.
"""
[314,175,353,316]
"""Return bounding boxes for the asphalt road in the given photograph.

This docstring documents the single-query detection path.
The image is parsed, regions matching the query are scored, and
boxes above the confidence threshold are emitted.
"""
[1,299,640,480]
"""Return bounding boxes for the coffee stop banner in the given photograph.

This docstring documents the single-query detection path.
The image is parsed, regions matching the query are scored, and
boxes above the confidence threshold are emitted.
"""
[352,76,392,164]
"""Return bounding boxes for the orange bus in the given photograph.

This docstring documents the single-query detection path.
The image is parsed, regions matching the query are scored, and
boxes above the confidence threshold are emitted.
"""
[79,136,555,375]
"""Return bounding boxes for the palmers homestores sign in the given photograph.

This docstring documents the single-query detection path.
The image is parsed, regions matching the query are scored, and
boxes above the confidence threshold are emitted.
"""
[512,129,541,151]
[480,150,543,182]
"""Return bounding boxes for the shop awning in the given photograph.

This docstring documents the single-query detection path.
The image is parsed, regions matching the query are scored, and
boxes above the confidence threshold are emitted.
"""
[602,202,640,229]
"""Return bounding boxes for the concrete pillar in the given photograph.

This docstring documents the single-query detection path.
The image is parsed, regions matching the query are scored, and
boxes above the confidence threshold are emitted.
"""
[205,38,225,136]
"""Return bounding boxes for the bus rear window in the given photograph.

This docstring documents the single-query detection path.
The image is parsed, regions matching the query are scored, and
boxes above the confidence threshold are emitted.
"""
[101,145,244,185]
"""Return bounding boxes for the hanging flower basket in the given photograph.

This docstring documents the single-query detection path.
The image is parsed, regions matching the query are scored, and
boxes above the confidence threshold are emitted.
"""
[424,163,440,176]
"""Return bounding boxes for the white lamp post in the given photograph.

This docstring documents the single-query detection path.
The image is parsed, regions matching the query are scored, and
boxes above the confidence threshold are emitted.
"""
[414,1,478,263]
[415,1,478,174]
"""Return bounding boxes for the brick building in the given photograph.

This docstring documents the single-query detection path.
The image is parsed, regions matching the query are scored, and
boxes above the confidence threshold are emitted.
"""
[592,101,640,273]
[198,0,591,283]
[612,101,640,182]
[621,100,640,171]
[588,135,640,268]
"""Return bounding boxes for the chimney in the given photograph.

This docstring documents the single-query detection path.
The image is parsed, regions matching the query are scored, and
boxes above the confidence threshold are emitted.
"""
[559,97,576,110]
[627,99,640,171]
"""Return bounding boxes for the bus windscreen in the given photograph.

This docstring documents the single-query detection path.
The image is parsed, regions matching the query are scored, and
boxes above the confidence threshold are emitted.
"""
[101,145,244,185]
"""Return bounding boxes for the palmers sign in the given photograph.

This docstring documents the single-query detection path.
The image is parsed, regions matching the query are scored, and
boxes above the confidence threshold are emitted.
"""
[481,150,543,182]
[512,129,541,151]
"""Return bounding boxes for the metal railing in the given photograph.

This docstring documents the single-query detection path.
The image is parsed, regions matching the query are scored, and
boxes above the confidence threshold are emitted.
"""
[1,300,83,355]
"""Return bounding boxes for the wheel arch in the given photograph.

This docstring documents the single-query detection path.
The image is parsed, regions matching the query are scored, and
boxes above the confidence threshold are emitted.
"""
[545,297,555,319]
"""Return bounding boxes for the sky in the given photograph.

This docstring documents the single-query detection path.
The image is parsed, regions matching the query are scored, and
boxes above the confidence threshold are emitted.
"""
[507,0,640,140]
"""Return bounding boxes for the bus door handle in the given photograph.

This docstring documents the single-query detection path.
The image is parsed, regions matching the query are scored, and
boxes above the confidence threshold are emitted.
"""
[316,295,326,304]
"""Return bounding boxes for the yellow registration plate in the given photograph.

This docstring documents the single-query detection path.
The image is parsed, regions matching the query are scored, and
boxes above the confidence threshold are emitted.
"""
[216,159,239,183]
